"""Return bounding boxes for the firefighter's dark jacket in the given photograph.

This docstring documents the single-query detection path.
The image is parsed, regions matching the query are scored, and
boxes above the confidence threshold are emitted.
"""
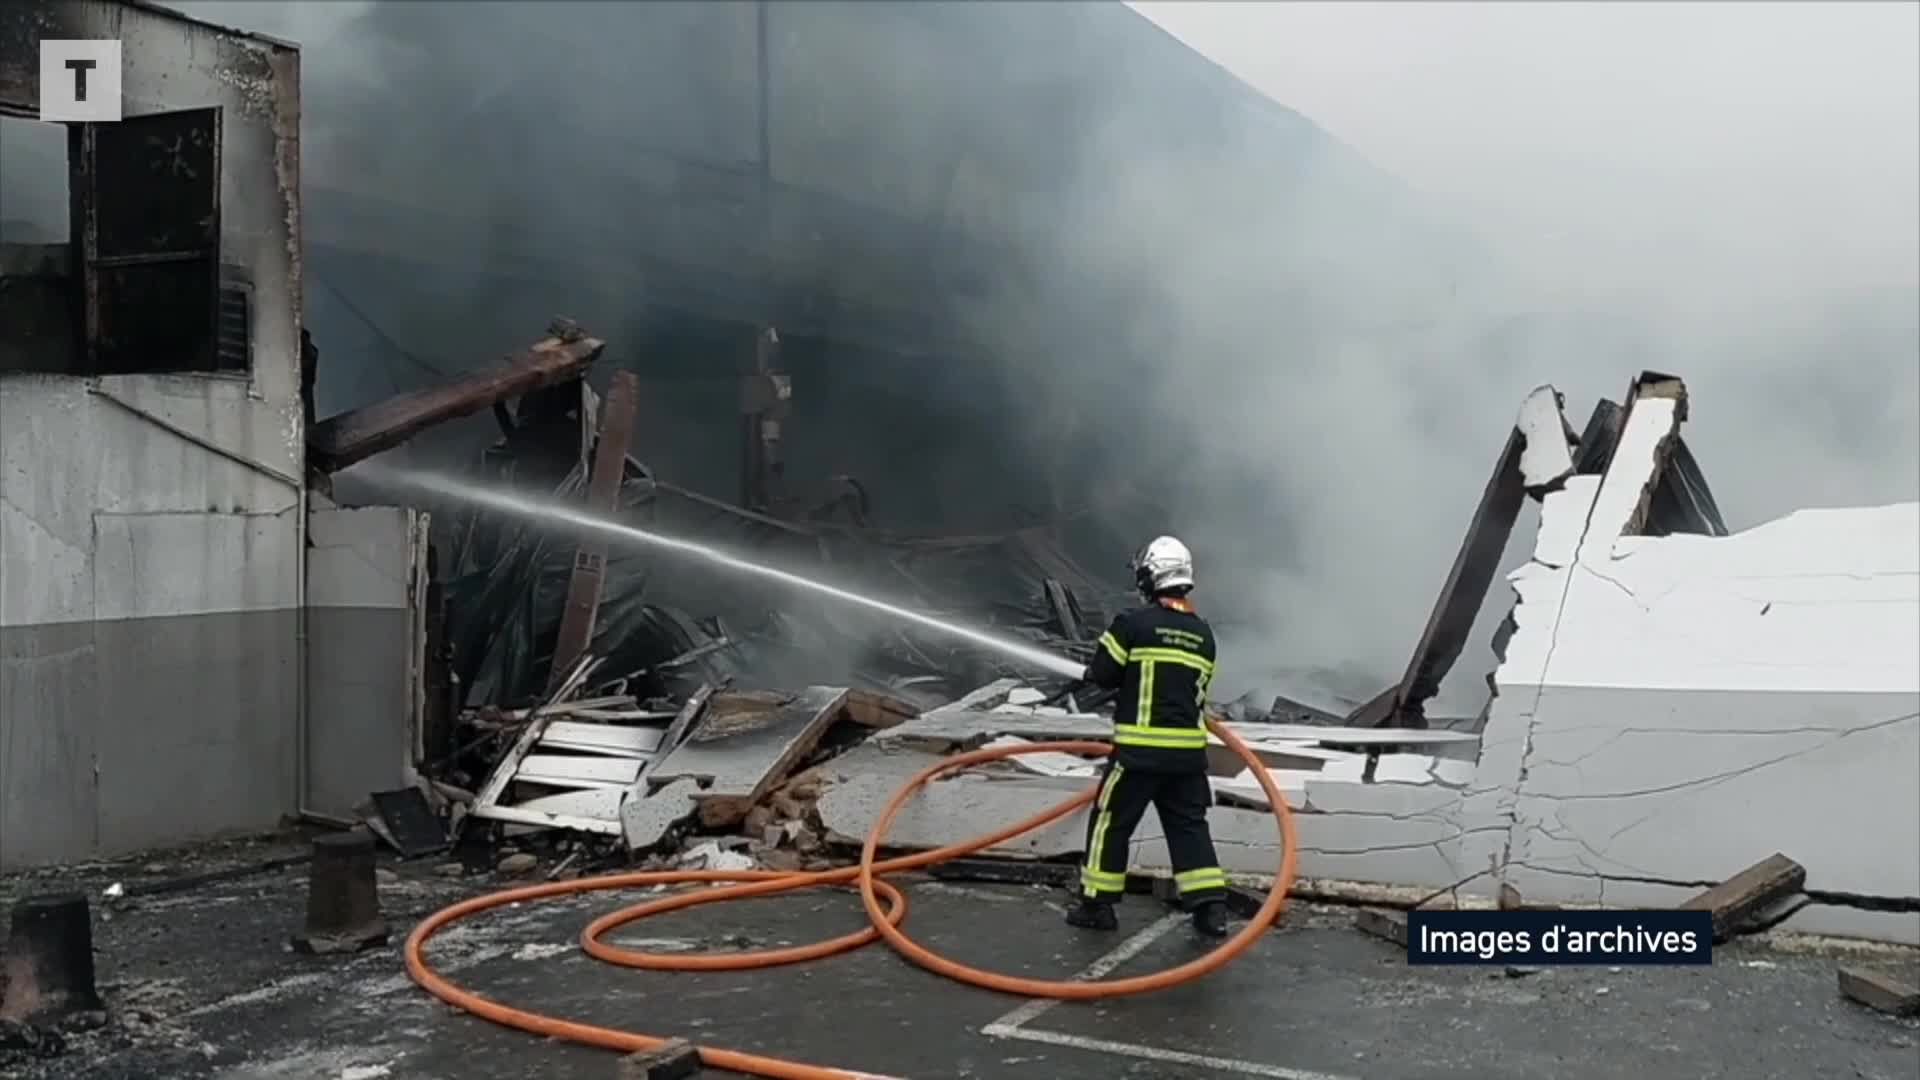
[1083,598,1217,773]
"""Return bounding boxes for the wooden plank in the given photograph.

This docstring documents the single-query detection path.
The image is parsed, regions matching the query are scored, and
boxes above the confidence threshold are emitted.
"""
[652,683,718,765]
[1838,966,1920,1017]
[308,330,604,471]
[842,687,922,729]
[478,796,624,836]
[546,371,641,692]
[538,720,664,757]
[516,754,646,790]
[1678,853,1807,941]
[505,695,636,719]
[556,707,676,723]
[649,686,849,828]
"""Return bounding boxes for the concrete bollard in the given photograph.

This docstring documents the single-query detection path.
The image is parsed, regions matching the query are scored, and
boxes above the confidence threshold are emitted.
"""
[291,830,389,955]
[0,893,105,1023]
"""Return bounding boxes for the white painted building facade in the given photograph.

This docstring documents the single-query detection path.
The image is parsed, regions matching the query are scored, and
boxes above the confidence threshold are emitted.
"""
[0,0,418,869]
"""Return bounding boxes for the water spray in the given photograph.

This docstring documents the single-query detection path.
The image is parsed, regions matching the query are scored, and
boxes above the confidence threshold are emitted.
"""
[356,461,1088,681]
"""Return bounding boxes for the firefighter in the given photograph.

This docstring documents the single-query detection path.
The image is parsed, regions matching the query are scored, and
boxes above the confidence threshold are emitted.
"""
[1066,535,1231,938]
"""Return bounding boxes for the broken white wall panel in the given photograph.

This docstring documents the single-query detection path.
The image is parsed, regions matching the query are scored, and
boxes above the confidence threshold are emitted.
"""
[875,707,1110,752]
[482,789,625,837]
[1501,504,1920,694]
[984,737,1101,779]
[1132,781,1482,886]
[1468,375,1920,943]
[1515,384,1577,489]
[648,685,849,827]
[940,678,1022,714]
[515,754,646,791]
[621,777,702,851]
[539,721,665,758]
[1210,769,1310,810]
[814,744,1092,858]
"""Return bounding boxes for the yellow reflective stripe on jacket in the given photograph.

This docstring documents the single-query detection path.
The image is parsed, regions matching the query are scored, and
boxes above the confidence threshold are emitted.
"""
[1112,722,1207,749]
[1098,632,1128,666]
[1128,647,1214,676]
[1136,657,1156,727]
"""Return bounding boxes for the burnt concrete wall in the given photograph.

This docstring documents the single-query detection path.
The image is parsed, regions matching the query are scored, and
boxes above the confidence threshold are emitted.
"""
[0,1,306,869]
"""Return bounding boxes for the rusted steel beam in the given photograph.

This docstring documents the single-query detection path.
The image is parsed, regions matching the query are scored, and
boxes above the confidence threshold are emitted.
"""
[545,371,641,693]
[308,329,604,472]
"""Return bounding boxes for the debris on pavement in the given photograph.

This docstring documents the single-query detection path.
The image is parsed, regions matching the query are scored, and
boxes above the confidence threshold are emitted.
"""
[1837,965,1920,1017]
[1355,908,1410,947]
[619,1037,702,1080]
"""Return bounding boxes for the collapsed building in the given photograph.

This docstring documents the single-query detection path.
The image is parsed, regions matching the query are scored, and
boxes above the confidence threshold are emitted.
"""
[3,1,1915,958]
[811,373,1920,944]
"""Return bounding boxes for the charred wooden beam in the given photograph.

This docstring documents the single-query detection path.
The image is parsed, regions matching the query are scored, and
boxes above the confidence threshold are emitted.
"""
[1679,852,1807,942]
[308,328,604,473]
[739,326,788,512]
[545,370,641,693]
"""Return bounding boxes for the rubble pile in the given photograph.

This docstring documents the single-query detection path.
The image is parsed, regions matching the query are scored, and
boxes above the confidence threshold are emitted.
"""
[314,337,1916,949]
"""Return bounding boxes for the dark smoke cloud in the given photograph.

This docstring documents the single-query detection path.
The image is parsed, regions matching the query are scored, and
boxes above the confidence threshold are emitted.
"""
[159,1,1919,713]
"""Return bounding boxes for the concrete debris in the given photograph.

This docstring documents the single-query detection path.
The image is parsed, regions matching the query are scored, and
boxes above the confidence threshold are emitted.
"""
[406,370,1914,949]
[1837,966,1920,1017]
[650,686,850,829]
[1354,908,1410,947]
[618,1037,702,1080]
[495,853,539,877]
[620,778,702,852]
[678,842,755,874]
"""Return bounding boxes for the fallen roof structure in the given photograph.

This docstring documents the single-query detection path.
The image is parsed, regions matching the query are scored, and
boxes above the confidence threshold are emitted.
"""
[813,372,1920,945]
[1345,373,1729,731]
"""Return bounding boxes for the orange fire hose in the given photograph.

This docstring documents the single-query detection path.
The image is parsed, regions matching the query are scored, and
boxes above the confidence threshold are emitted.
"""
[405,721,1298,1079]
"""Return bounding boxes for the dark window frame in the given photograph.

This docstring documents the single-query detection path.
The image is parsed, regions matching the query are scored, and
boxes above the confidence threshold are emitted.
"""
[1,104,243,379]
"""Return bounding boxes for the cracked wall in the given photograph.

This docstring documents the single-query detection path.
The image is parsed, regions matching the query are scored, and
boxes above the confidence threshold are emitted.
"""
[1465,385,1920,942]
[815,381,1918,944]
[0,2,305,869]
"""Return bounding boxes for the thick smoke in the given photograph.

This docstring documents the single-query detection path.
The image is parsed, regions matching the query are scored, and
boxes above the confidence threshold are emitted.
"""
[170,1,1917,712]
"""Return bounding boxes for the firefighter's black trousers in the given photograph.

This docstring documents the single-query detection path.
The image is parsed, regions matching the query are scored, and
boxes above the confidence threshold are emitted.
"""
[1079,763,1227,905]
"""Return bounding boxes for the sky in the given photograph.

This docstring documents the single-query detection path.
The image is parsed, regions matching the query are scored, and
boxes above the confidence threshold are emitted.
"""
[1133,1,1920,305]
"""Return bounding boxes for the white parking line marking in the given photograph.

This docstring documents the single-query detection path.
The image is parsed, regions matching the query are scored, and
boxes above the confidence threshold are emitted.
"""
[984,912,1184,1034]
[982,911,1358,1080]
[987,1025,1360,1080]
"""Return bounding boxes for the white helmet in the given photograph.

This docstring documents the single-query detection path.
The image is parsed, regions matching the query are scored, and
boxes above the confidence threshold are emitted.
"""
[1131,535,1195,595]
